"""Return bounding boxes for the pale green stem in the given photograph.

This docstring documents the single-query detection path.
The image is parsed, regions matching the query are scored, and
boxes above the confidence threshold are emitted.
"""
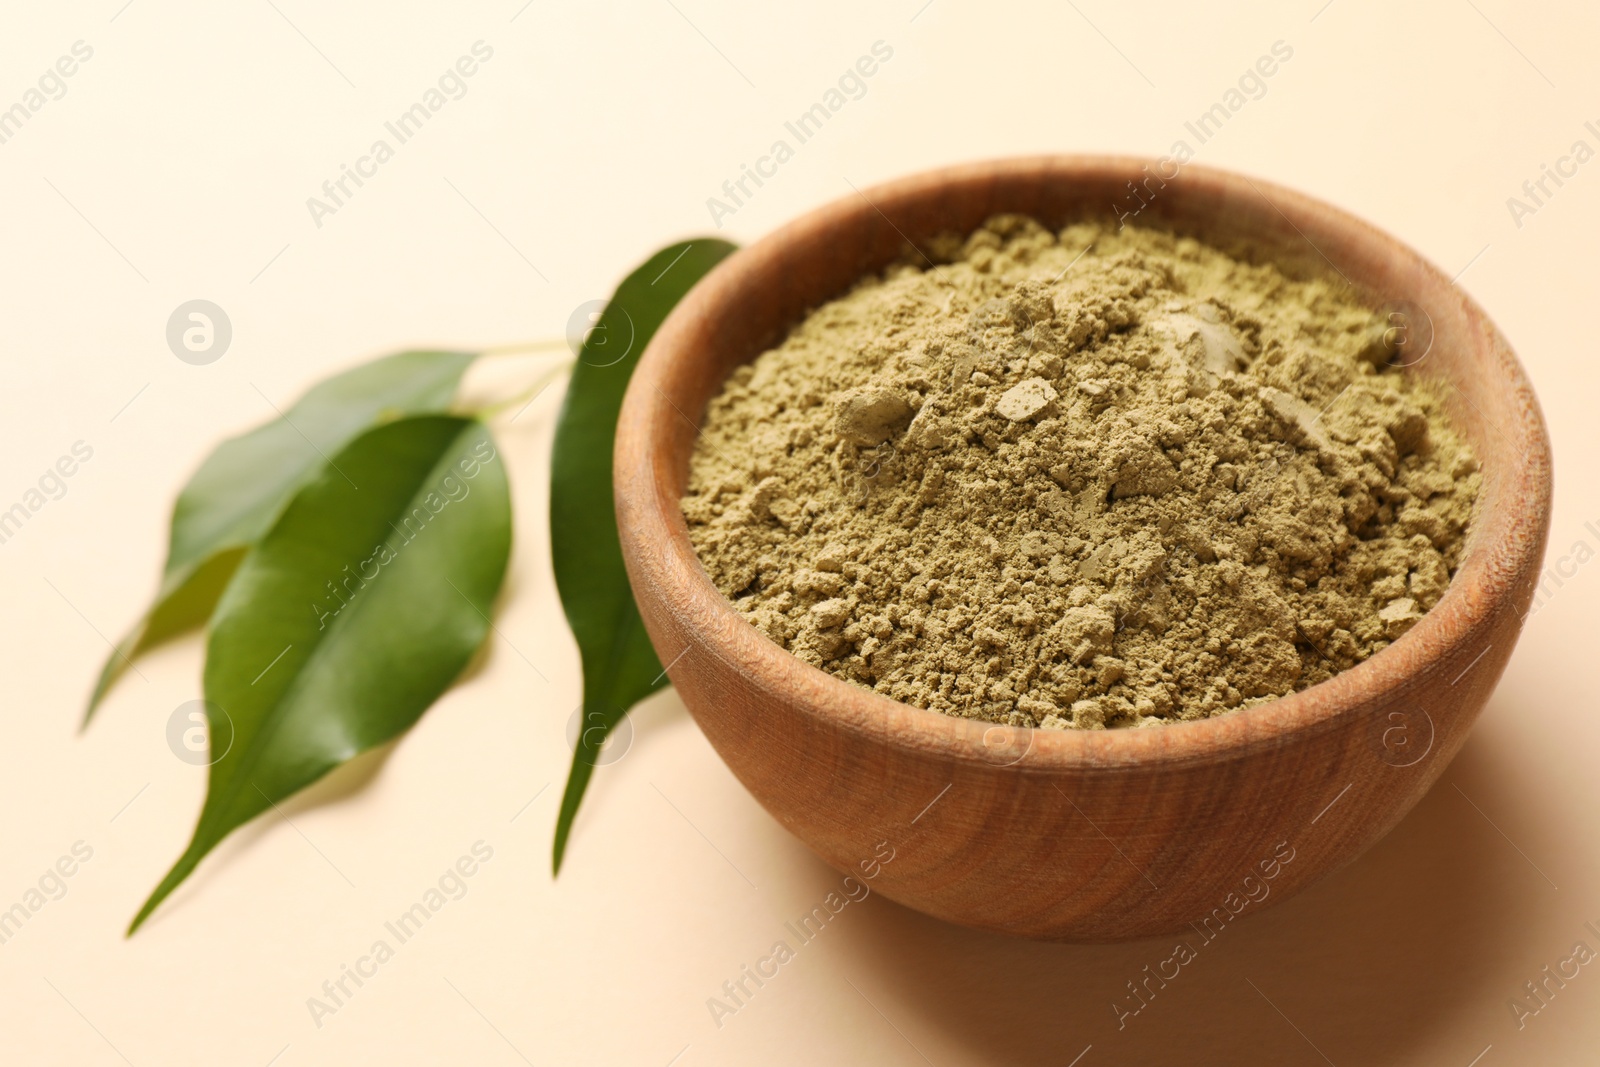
[477,338,569,357]
[473,359,576,421]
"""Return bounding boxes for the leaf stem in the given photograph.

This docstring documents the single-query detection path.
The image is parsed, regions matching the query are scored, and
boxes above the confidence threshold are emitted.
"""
[477,338,570,357]
[475,359,575,421]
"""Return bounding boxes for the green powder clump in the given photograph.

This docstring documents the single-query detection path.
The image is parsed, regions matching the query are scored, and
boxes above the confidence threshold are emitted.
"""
[681,217,1479,729]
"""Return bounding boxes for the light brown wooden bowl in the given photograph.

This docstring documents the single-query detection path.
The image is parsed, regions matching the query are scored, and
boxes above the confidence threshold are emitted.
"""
[614,157,1552,941]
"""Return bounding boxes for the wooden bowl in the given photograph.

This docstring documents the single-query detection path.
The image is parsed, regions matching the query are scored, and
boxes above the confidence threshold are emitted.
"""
[614,157,1552,941]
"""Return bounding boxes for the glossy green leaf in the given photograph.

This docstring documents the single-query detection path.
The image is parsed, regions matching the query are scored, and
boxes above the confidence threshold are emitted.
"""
[86,351,478,724]
[550,238,737,872]
[129,415,510,933]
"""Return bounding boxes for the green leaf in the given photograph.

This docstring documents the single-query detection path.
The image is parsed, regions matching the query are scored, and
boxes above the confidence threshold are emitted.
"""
[86,350,478,725]
[550,238,736,873]
[128,415,510,933]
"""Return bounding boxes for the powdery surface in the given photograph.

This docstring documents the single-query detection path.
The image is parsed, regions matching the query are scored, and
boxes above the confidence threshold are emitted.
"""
[682,217,1479,729]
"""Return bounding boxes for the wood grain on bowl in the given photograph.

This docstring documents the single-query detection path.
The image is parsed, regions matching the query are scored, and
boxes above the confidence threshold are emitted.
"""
[613,157,1552,941]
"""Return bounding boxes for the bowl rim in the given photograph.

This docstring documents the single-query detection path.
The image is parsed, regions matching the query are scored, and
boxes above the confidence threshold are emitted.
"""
[615,155,1552,773]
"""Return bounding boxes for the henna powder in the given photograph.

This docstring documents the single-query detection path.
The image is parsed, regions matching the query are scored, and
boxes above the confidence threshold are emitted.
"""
[681,216,1479,729]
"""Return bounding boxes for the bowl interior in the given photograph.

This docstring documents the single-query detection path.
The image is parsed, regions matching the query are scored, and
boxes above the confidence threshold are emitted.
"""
[624,156,1551,771]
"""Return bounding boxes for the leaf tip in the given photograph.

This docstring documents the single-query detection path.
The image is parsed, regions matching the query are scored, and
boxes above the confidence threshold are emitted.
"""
[82,651,126,731]
[551,813,572,877]
[80,682,111,731]
[128,844,206,936]
[125,901,155,937]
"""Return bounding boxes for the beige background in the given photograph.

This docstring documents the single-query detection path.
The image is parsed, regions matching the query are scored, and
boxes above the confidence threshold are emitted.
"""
[1,1,1596,1063]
